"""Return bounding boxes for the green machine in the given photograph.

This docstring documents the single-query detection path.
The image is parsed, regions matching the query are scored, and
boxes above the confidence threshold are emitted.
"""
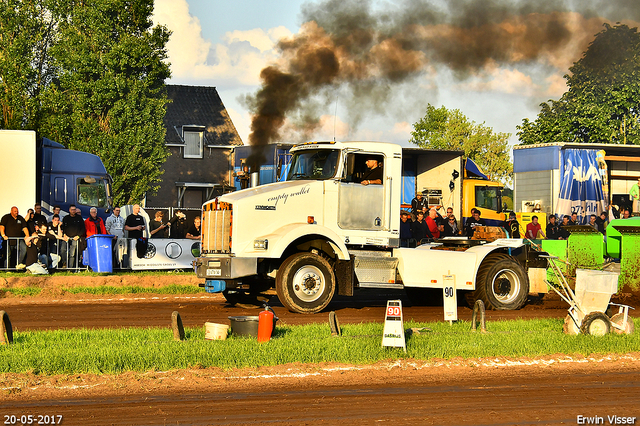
[540,220,640,291]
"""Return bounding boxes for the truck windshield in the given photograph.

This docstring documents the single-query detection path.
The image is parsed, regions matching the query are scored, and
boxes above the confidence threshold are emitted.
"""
[77,178,109,208]
[287,149,340,180]
[475,185,502,212]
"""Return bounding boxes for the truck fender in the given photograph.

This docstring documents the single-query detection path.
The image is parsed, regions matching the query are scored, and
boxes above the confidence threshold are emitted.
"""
[464,239,527,282]
[260,223,350,261]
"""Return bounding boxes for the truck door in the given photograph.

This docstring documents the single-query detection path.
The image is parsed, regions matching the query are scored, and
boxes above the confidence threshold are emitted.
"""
[338,152,386,230]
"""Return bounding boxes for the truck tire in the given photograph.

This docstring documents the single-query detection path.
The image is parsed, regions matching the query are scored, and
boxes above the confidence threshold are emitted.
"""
[472,253,529,310]
[276,252,335,314]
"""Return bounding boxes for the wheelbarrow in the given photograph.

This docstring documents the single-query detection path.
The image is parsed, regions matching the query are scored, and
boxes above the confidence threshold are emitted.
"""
[541,255,635,336]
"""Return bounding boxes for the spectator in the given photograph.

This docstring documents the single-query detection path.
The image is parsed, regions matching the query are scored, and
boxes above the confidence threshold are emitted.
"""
[399,211,413,247]
[25,208,36,235]
[169,210,187,238]
[502,212,521,238]
[0,206,29,268]
[568,212,579,226]
[595,211,607,235]
[464,208,485,237]
[411,211,430,245]
[411,192,427,217]
[33,204,48,227]
[105,206,126,267]
[24,224,49,274]
[526,215,546,239]
[622,208,631,219]
[84,207,107,237]
[186,216,202,240]
[47,214,66,265]
[360,156,383,185]
[546,215,563,240]
[149,211,168,238]
[125,204,147,258]
[587,214,598,231]
[442,215,460,237]
[559,215,571,239]
[62,205,85,268]
[426,208,440,239]
[47,205,66,222]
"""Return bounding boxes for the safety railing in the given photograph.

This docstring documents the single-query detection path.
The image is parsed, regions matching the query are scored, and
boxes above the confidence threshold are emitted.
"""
[1,236,84,272]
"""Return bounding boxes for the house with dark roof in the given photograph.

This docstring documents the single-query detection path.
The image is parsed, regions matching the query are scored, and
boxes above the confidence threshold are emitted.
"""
[145,85,243,208]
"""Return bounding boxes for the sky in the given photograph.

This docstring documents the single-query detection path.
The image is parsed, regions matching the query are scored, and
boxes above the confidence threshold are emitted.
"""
[151,0,630,149]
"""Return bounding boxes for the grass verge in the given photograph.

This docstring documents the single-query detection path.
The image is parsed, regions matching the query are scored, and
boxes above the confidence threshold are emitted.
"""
[1,318,639,375]
[0,284,206,298]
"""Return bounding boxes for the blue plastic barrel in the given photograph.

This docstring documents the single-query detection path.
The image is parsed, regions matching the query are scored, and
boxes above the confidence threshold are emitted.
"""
[86,234,113,273]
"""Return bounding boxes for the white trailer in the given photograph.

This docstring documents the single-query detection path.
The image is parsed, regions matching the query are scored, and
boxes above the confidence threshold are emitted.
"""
[0,130,37,216]
[195,141,547,313]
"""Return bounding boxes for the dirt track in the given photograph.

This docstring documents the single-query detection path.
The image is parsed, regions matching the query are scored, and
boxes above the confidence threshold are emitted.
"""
[1,282,639,425]
[1,289,575,330]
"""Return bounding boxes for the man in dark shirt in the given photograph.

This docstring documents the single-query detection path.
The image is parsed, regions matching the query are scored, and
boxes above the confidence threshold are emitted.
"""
[411,211,430,245]
[33,203,48,227]
[125,204,147,258]
[399,211,413,247]
[559,215,572,239]
[568,212,579,226]
[62,205,86,268]
[186,217,202,240]
[411,192,427,217]
[546,215,563,240]
[0,206,29,268]
[595,211,607,235]
[464,208,486,237]
[169,210,187,238]
[360,157,383,185]
[149,211,168,238]
[502,212,521,238]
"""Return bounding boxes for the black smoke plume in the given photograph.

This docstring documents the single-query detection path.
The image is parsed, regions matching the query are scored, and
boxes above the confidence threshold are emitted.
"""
[244,0,640,164]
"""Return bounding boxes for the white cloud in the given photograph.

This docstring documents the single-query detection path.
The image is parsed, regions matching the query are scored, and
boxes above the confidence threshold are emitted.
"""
[153,0,291,87]
[544,74,567,98]
[457,66,538,96]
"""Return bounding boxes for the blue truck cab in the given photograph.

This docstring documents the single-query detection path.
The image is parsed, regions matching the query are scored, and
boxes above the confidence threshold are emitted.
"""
[38,138,113,220]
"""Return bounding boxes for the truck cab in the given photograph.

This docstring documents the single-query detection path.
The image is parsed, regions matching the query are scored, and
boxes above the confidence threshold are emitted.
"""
[38,138,113,220]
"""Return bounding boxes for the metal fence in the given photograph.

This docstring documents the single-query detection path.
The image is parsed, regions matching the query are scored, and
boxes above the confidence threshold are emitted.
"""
[1,236,85,272]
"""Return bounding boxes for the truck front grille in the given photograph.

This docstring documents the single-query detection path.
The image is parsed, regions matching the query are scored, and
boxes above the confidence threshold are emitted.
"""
[202,201,232,254]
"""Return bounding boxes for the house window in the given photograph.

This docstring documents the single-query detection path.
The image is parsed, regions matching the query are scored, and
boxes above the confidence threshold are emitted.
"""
[184,130,203,158]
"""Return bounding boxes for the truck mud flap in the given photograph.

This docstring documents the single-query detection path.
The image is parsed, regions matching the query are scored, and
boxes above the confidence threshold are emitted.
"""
[335,257,354,296]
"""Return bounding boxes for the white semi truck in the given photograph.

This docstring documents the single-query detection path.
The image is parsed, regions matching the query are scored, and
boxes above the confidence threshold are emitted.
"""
[195,141,547,313]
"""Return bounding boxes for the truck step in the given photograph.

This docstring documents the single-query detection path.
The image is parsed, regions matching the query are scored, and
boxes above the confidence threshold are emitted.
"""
[358,282,404,289]
[354,255,398,285]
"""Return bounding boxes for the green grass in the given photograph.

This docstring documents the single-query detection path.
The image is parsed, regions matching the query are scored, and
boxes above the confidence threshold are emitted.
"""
[1,318,639,375]
[0,284,205,298]
[0,269,193,278]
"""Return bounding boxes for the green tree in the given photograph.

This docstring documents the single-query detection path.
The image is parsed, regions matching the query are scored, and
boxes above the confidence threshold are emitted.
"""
[518,24,640,145]
[0,0,171,206]
[410,104,513,182]
[41,0,172,205]
[0,0,57,130]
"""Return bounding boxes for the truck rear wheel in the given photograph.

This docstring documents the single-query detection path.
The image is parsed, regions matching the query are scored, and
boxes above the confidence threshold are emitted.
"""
[471,253,529,310]
[276,252,335,314]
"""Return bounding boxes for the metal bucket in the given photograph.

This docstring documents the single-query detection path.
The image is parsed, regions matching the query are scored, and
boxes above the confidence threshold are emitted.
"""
[228,315,278,337]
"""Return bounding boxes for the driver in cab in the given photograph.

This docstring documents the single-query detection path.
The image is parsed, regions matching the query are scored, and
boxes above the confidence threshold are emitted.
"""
[360,157,383,185]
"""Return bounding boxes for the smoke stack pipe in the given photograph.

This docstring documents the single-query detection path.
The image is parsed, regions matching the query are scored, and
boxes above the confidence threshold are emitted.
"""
[250,171,260,188]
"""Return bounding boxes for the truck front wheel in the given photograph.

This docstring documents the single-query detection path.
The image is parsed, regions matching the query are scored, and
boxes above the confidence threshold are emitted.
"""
[472,253,529,310]
[276,252,335,314]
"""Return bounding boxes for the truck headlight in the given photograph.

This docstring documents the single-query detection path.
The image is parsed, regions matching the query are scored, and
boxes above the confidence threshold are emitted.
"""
[253,239,268,250]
